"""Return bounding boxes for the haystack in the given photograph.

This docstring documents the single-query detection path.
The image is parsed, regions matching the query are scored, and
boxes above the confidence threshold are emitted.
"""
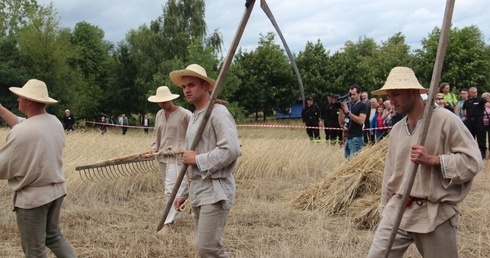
[291,136,389,230]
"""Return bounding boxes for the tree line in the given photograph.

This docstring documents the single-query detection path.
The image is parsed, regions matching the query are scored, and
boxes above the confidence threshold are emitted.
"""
[1,0,489,123]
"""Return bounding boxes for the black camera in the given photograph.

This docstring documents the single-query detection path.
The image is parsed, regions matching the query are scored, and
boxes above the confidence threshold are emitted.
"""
[335,93,351,102]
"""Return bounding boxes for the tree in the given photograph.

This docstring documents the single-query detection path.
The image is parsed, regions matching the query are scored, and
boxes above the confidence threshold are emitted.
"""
[296,40,331,100]
[414,25,489,91]
[230,32,295,121]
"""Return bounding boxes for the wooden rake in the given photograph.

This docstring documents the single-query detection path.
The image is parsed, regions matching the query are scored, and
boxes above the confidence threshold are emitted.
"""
[75,151,182,182]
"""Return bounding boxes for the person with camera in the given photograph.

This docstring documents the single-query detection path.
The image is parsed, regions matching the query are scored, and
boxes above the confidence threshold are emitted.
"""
[338,84,368,159]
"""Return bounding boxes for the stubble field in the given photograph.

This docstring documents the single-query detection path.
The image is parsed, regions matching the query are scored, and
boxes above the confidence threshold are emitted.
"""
[0,122,489,257]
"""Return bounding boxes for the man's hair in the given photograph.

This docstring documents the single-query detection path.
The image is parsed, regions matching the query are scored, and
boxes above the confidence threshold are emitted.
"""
[461,88,468,93]
[349,84,362,94]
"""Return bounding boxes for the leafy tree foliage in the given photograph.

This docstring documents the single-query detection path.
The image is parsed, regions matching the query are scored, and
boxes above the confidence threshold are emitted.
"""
[414,25,489,91]
[230,33,295,121]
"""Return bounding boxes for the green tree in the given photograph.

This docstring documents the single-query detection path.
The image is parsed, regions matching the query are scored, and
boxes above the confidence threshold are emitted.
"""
[414,25,489,90]
[231,32,295,121]
[296,40,331,100]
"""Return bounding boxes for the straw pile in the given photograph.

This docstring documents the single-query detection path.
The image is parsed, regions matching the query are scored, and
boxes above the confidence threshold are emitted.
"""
[291,136,390,230]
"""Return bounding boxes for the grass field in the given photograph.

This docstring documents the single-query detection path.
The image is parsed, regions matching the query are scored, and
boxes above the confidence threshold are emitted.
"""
[0,122,489,257]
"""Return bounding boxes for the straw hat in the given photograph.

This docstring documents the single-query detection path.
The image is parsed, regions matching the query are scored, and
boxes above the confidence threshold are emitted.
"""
[9,79,58,104]
[372,67,429,95]
[169,64,216,91]
[147,86,180,103]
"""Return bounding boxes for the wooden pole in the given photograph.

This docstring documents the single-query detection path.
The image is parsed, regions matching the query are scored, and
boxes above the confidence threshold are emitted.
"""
[383,0,456,256]
[157,0,256,231]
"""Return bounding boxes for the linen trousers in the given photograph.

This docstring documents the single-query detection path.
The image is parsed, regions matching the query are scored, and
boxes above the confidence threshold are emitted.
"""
[15,195,77,258]
[367,218,458,258]
[192,203,230,258]
[159,162,186,224]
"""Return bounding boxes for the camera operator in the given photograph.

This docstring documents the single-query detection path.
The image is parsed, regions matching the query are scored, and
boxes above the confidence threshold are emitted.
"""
[338,84,368,159]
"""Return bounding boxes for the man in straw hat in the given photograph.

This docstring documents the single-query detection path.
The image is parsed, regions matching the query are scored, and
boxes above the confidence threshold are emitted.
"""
[0,79,77,257]
[367,67,483,257]
[148,86,192,236]
[170,64,242,257]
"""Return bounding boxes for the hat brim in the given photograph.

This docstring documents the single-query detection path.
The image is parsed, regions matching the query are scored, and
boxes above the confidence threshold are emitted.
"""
[9,87,58,104]
[169,70,216,91]
[371,87,429,96]
[147,94,180,103]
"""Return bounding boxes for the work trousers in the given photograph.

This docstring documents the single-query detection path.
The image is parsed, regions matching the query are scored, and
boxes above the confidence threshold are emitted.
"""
[465,117,486,158]
[192,203,230,258]
[159,162,186,224]
[305,122,320,140]
[368,218,457,258]
[15,196,77,258]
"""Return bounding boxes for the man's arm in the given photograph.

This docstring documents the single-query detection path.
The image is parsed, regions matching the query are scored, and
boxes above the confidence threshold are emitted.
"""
[0,104,20,128]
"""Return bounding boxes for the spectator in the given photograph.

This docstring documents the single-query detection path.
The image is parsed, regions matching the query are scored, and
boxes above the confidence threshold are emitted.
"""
[454,88,468,120]
[148,86,192,236]
[99,116,107,134]
[338,84,368,159]
[119,114,128,135]
[321,93,342,144]
[462,87,488,159]
[435,93,454,112]
[301,96,321,142]
[143,115,150,134]
[439,82,458,108]
[0,79,77,257]
[368,67,482,258]
[361,91,370,106]
[482,92,490,157]
[370,106,387,142]
[63,109,75,132]
[170,64,242,258]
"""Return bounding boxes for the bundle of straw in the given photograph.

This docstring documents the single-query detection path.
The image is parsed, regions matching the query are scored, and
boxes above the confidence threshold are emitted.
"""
[291,136,389,230]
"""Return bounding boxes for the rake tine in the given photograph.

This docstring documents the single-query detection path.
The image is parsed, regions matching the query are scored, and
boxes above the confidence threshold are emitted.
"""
[117,163,130,177]
[93,167,103,182]
[78,169,87,183]
[143,160,154,173]
[87,168,95,182]
[96,166,109,181]
[107,163,119,179]
[136,160,149,174]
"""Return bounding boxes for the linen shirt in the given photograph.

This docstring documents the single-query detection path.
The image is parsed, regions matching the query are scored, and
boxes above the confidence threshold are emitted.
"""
[151,106,192,163]
[379,107,482,233]
[0,113,67,210]
[180,104,242,210]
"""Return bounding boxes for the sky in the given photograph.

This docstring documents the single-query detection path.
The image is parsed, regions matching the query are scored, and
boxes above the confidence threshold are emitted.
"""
[36,0,490,54]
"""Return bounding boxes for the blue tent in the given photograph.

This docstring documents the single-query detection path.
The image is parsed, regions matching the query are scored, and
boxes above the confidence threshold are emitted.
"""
[275,100,303,119]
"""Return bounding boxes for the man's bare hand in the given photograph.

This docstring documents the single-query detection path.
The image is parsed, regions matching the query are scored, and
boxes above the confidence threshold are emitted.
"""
[410,145,440,167]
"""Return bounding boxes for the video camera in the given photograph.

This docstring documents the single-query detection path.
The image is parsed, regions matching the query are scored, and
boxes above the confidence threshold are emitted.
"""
[332,93,351,108]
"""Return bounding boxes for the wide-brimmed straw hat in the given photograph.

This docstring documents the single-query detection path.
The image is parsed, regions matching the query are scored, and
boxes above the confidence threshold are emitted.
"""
[148,86,180,103]
[9,79,58,104]
[372,67,429,95]
[169,64,216,91]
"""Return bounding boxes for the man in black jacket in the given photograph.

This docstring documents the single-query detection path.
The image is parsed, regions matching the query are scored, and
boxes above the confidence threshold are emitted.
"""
[302,96,321,142]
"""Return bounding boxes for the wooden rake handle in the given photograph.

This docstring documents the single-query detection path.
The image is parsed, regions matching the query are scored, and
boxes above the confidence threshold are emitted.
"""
[156,0,256,231]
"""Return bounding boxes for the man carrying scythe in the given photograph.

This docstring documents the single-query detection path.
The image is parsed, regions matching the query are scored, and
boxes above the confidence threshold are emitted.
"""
[367,67,483,257]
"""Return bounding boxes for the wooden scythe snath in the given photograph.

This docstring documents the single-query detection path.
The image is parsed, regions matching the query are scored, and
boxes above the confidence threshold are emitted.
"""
[260,0,306,107]
[157,0,257,231]
[383,0,456,256]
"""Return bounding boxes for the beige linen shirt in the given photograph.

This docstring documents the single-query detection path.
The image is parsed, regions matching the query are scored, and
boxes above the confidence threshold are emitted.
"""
[379,107,483,233]
[0,113,67,210]
[151,106,192,163]
[180,104,242,210]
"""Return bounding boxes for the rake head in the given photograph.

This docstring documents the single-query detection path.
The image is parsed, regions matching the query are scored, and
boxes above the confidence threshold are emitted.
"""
[75,153,158,182]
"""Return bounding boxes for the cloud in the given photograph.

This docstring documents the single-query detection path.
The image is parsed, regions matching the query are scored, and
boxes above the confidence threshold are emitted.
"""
[37,0,489,53]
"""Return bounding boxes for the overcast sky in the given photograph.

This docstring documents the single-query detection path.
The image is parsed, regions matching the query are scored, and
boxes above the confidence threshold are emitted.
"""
[37,0,489,54]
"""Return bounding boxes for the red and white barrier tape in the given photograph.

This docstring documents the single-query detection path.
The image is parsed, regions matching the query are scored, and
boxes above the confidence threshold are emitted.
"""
[85,120,392,131]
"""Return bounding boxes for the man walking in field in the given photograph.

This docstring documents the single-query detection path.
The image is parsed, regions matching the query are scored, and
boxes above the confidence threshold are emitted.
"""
[170,64,242,257]
[368,67,483,257]
[148,86,192,236]
[0,79,77,257]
